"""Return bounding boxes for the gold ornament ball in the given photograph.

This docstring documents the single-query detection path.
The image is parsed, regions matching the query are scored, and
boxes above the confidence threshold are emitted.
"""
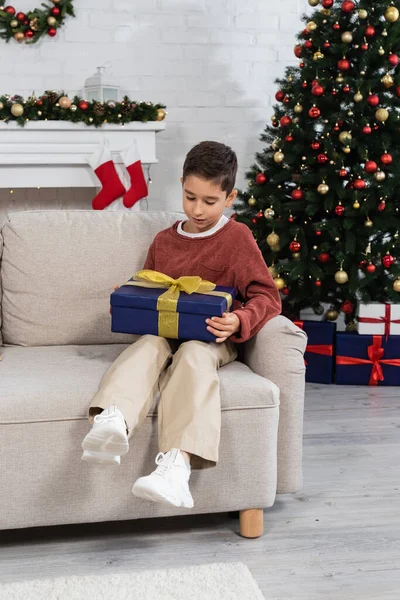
[306,21,317,32]
[13,32,24,42]
[0,102,3,110]
[156,108,167,121]
[274,151,285,164]
[364,218,373,227]
[378,46,385,56]
[268,265,277,279]
[335,269,349,284]
[375,170,386,182]
[292,252,301,260]
[346,321,357,332]
[248,196,257,206]
[341,31,353,43]
[393,279,400,293]
[294,103,303,114]
[385,6,399,22]
[353,201,360,209]
[270,243,281,252]
[326,309,339,321]
[293,117,300,124]
[10,19,18,27]
[264,208,275,219]
[308,0,320,5]
[274,277,286,290]
[59,96,71,109]
[37,111,42,116]
[70,104,77,112]
[358,9,368,19]
[339,131,352,144]
[376,108,389,122]
[314,50,324,61]
[343,146,351,154]
[321,8,331,15]
[47,16,57,26]
[354,92,363,103]
[318,183,329,195]
[267,232,280,247]
[11,103,24,117]
[382,74,394,88]
[336,75,344,83]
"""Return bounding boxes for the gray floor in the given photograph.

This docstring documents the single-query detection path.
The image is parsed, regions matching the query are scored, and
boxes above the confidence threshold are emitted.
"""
[0,384,399,599]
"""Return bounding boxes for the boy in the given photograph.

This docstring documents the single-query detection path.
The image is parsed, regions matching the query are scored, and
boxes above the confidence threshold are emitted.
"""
[81,141,281,509]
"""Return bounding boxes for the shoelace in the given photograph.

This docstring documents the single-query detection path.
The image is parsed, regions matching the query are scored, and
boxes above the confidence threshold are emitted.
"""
[94,410,119,424]
[154,452,176,478]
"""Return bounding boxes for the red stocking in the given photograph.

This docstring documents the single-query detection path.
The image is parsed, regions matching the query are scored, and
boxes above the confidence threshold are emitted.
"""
[89,143,126,210]
[122,141,148,208]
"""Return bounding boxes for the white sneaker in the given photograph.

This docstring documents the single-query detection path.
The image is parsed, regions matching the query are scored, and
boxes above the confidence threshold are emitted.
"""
[81,405,129,457]
[81,450,121,466]
[132,449,194,509]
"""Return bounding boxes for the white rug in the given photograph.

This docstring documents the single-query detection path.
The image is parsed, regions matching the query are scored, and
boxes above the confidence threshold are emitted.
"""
[0,562,265,600]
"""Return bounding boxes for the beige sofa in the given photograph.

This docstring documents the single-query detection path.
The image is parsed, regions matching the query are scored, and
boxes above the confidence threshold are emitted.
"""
[0,210,307,538]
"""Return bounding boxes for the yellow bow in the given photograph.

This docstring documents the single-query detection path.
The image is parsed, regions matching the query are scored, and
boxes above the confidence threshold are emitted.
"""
[120,270,233,339]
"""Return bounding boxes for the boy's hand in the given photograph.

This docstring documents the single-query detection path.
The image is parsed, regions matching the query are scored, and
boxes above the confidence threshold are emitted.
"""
[206,312,240,343]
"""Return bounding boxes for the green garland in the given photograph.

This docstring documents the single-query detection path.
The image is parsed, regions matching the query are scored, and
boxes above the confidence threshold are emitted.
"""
[0,0,75,44]
[0,90,167,127]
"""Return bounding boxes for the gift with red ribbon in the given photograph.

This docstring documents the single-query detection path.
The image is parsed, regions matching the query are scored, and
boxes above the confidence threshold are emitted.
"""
[336,333,400,386]
[294,320,336,384]
[357,302,400,339]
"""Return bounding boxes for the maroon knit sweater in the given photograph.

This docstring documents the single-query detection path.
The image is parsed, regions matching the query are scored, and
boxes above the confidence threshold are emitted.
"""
[143,219,282,343]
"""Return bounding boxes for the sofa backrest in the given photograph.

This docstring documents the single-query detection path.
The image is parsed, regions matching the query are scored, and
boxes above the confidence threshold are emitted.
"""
[0,210,181,346]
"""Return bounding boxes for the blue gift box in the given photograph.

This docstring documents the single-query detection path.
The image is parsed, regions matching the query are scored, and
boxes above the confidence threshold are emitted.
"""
[110,279,236,342]
[294,320,336,384]
[336,332,400,386]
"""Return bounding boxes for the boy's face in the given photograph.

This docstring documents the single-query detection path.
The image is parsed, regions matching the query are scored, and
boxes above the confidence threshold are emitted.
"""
[181,175,237,234]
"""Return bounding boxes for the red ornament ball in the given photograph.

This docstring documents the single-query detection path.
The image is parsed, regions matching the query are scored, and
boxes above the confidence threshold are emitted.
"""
[338,58,351,71]
[312,84,325,97]
[354,179,366,190]
[359,260,367,269]
[367,94,379,107]
[341,0,355,12]
[365,25,376,37]
[339,168,348,177]
[309,106,321,119]
[4,6,16,15]
[316,230,322,236]
[365,160,378,174]
[289,241,301,253]
[288,216,295,223]
[299,62,305,68]
[382,254,395,268]
[333,22,340,31]
[51,7,61,16]
[335,205,345,216]
[256,173,267,184]
[361,43,369,51]
[304,40,313,50]
[294,45,303,58]
[324,41,331,49]
[283,96,290,104]
[302,81,308,89]
[341,300,354,314]
[285,134,294,142]
[322,0,333,7]
[79,100,89,110]
[275,90,285,102]
[282,287,290,296]
[389,54,399,67]
[311,141,321,150]
[362,125,372,135]
[48,27,57,36]
[315,280,322,287]
[16,11,26,21]
[318,154,329,164]
[257,210,263,218]
[381,153,393,165]
[343,85,350,93]
[251,218,257,224]
[280,115,292,127]
[318,252,331,264]
[378,200,386,212]
[396,86,400,97]
[25,29,34,38]
[366,264,376,274]
[292,189,304,201]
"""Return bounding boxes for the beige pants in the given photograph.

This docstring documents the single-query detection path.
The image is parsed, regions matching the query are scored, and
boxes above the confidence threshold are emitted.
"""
[88,334,238,469]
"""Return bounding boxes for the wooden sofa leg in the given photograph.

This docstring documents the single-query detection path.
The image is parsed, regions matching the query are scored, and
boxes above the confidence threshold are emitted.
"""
[239,508,264,538]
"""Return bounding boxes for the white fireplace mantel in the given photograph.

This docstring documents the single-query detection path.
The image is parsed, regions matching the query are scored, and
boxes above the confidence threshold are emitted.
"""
[0,121,165,188]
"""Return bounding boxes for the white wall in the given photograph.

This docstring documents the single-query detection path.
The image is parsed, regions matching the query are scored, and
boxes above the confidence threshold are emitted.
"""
[0,0,309,216]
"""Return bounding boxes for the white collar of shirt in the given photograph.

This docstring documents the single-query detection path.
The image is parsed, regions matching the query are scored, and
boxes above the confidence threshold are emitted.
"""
[177,215,229,238]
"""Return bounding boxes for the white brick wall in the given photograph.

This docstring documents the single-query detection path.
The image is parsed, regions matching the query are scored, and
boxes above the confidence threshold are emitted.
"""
[0,0,309,214]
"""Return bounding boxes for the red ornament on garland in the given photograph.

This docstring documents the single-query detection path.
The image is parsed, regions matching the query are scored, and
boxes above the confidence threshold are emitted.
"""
[25,29,34,38]
[275,90,285,102]
[282,287,290,296]
[305,40,313,50]
[389,54,399,66]
[294,45,303,58]
[362,125,372,135]
[48,27,57,37]
[302,81,308,89]
[365,25,376,37]
[341,300,354,314]
[299,62,305,68]
[365,160,378,174]
[366,264,376,274]
[335,205,345,216]
[316,230,322,236]
[361,42,369,51]
[79,100,89,110]
[382,254,395,268]
[51,7,61,16]
[285,134,294,142]
[292,189,304,201]
[333,22,340,31]
[312,141,321,150]
[312,84,325,96]
[257,210,263,218]
[251,218,257,224]
[396,86,400,97]
[343,85,350,93]
[318,154,329,164]
[338,58,351,71]
[256,173,267,184]
[315,280,322,287]
[288,216,295,223]
[280,116,292,127]
[283,96,290,104]
[324,41,331,49]
[378,200,386,212]
[4,6,16,15]
[381,153,393,165]
[16,11,26,21]
[322,0,333,7]
[354,178,366,190]
[367,94,379,107]
[318,253,331,264]
[341,0,355,12]
[289,241,301,253]
[309,106,321,118]
[339,168,348,177]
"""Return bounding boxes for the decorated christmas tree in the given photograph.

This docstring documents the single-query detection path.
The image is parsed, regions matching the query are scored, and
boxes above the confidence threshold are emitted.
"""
[235,0,400,329]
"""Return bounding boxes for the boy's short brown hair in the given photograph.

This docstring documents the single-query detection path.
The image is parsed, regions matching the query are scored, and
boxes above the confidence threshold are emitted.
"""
[182,141,238,196]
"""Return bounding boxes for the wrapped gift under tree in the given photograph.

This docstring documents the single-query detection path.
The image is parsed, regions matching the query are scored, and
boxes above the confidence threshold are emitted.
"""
[294,320,335,384]
[336,333,400,386]
[110,270,236,343]
[357,303,400,339]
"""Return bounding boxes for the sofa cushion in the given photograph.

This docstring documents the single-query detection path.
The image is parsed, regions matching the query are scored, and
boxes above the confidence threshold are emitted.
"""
[0,345,279,423]
[1,210,181,347]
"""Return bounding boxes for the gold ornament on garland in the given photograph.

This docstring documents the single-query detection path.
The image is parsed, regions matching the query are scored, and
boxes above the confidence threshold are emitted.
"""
[375,170,386,182]
[11,103,24,117]
[294,103,303,113]
[335,268,349,284]
[358,9,368,19]
[393,279,400,292]
[364,217,373,227]
[306,21,317,32]
[308,0,320,5]
[47,16,57,26]
[248,195,257,206]
[58,96,71,109]
[339,131,352,144]
[10,19,18,28]
[29,18,39,31]
[382,74,394,88]
[353,201,360,209]
[354,91,363,103]
[313,50,324,61]
[156,108,167,121]
[274,277,286,290]
[264,207,275,219]
[13,32,24,42]
[326,309,339,321]
[266,232,280,247]
[385,6,399,22]
[268,264,277,279]
[318,182,329,195]
[341,31,353,43]
[274,151,285,163]
[376,108,389,122]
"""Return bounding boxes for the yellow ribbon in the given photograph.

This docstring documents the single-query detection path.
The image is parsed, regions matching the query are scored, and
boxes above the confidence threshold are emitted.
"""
[120,270,233,339]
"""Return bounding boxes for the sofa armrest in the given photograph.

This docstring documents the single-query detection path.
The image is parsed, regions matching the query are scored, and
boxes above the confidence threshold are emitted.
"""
[243,315,307,495]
